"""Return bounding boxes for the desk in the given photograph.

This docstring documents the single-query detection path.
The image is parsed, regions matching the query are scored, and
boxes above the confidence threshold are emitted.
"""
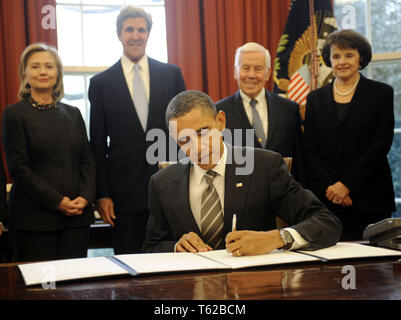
[1,257,401,300]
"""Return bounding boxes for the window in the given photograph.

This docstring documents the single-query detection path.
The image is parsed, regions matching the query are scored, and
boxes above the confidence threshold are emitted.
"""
[56,0,167,129]
[334,0,401,214]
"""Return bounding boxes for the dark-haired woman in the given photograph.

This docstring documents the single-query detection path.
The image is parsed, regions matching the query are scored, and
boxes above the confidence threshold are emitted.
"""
[2,43,95,261]
[303,29,395,240]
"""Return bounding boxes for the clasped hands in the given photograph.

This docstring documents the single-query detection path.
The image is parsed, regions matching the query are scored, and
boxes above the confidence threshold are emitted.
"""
[175,230,284,256]
[57,196,88,216]
[326,181,353,207]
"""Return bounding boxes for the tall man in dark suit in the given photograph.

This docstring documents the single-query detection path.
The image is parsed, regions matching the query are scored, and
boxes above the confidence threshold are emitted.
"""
[216,42,307,186]
[89,6,186,254]
[144,91,341,255]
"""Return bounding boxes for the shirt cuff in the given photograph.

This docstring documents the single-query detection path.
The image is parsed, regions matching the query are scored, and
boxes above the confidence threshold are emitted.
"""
[285,227,309,250]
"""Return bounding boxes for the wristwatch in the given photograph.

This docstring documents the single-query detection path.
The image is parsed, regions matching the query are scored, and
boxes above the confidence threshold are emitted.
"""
[279,229,294,250]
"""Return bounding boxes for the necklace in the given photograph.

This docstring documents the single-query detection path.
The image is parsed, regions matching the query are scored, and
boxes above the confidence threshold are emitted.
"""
[333,75,360,96]
[28,97,57,110]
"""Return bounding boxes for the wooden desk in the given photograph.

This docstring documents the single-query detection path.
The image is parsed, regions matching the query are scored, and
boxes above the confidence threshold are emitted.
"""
[1,257,401,300]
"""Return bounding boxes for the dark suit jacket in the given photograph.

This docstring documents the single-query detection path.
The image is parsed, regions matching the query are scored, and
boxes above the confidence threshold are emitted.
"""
[144,145,341,253]
[303,74,395,215]
[0,153,7,227]
[216,90,307,187]
[89,57,186,214]
[2,100,96,231]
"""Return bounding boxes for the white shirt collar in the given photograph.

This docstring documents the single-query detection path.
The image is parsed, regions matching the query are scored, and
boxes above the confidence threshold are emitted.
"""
[192,143,227,187]
[239,88,266,105]
[120,54,149,74]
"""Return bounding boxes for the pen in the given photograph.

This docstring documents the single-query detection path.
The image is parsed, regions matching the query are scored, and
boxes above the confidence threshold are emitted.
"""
[232,214,237,232]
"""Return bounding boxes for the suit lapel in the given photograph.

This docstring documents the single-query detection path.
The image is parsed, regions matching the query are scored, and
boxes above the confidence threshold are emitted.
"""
[341,74,368,125]
[109,61,146,137]
[231,92,253,129]
[222,146,252,237]
[265,91,279,149]
[322,82,341,130]
[147,58,163,131]
[171,163,202,236]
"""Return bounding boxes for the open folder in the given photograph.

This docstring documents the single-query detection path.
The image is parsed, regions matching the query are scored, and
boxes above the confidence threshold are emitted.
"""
[18,242,401,286]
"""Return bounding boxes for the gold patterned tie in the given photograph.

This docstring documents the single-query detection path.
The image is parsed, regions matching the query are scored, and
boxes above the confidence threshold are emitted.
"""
[201,170,224,249]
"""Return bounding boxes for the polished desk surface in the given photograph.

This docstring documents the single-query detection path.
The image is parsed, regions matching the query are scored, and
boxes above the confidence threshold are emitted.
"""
[1,257,401,300]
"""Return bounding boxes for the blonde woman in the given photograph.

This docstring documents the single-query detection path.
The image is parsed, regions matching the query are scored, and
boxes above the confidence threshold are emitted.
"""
[2,43,95,261]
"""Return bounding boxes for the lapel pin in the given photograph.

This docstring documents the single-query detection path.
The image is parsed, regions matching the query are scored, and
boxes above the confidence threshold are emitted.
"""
[236,182,243,188]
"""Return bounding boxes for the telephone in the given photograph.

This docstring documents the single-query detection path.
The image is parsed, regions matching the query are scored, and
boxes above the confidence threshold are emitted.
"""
[363,218,401,250]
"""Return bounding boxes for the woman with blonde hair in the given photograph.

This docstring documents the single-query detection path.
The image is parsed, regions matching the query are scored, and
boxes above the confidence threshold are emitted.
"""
[2,43,96,261]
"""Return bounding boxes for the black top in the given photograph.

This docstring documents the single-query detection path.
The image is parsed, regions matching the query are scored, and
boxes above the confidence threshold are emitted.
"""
[335,101,351,123]
[2,99,96,231]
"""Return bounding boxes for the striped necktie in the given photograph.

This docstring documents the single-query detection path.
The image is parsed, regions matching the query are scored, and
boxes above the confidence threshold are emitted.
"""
[201,170,224,249]
[250,99,266,148]
[133,63,148,131]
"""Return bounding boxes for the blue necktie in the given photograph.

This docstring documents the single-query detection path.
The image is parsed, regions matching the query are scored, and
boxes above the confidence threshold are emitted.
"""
[250,99,266,148]
[133,64,148,131]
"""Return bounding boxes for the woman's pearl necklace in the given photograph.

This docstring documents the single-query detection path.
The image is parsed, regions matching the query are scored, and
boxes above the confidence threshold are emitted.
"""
[333,75,360,96]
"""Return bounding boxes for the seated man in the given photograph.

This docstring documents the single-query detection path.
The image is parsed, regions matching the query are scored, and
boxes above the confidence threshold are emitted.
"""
[143,90,341,256]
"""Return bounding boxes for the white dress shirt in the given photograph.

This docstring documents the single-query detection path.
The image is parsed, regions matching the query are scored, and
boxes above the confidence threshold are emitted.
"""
[189,144,227,231]
[120,54,150,102]
[239,88,268,139]
[175,143,309,251]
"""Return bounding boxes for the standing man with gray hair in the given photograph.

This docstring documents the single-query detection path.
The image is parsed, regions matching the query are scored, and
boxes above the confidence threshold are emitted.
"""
[216,42,307,187]
[89,5,186,254]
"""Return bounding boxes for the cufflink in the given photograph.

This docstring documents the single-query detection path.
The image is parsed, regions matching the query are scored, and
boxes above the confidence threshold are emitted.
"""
[236,183,243,188]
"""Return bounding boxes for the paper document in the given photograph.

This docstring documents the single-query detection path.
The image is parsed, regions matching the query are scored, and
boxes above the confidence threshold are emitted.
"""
[18,256,126,286]
[198,249,317,269]
[298,242,401,260]
[17,242,401,286]
[115,252,228,274]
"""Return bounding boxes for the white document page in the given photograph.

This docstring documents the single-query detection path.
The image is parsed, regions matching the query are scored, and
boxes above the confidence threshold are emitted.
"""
[197,249,318,269]
[115,252,229,274]
[18,257,127,286]
[299,242,401,260]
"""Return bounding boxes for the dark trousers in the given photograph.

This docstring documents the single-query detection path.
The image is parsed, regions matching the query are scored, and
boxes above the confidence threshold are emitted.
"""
[111,210,149,254]
[11,227,90,262]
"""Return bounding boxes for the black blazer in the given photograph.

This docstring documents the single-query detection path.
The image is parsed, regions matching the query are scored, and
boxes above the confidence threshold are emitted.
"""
[144,145,342,253]
[89,57,186,214]
[303,74,395,215]
[2,100,96,231]
[216,90,307,187]
[0,152,7,226]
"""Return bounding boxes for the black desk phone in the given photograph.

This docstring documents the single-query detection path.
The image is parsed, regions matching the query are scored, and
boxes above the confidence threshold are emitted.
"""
[363,218,401,250]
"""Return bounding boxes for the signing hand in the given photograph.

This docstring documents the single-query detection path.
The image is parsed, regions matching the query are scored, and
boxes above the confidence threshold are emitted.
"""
[175,232,213,253]
[225,230,284,256]
[97,198,116,227]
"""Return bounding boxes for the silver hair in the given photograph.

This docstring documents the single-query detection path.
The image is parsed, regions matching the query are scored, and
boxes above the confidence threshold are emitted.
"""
[234,42,271,72]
